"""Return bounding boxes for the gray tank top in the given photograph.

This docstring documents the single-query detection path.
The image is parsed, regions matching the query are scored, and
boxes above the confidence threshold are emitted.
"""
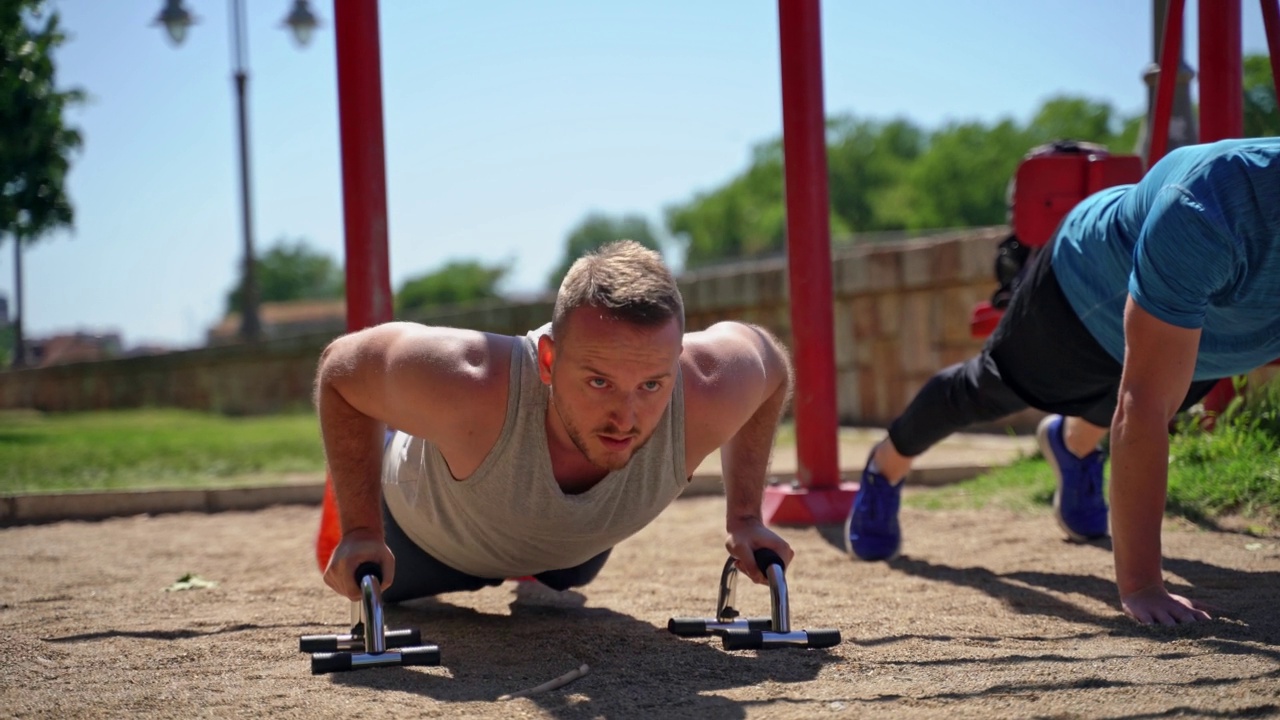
[382,325,687,579]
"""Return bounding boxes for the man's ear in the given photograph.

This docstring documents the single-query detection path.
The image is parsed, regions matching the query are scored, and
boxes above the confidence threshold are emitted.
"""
[537,334,556,385]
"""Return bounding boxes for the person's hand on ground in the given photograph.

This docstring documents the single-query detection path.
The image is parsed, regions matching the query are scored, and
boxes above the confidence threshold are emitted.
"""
[1121,584,1212,625]
[323,527,395,600]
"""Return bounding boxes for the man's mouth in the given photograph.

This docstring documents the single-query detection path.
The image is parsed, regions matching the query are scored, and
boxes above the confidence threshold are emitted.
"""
[598,434,635,452]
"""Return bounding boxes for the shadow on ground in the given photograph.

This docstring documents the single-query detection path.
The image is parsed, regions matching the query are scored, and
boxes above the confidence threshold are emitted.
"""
[814,519,1280,654]
[327,584,837,719]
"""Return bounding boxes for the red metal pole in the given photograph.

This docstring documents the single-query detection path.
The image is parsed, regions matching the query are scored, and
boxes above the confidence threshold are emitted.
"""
[1198,0,1243,142]
[762,0,855,526]
[1149,0,1187,166]
[335,0,393,333]
[1261,0,1280,100]
[1194,0,1244,424]
[318,0,394,570]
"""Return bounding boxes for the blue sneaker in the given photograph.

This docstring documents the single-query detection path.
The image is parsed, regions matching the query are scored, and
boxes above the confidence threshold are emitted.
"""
[844,459,902,561]
[1037,414,1109,541]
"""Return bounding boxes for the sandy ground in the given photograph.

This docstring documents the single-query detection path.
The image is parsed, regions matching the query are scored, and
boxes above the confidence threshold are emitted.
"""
[2,494,1279,719]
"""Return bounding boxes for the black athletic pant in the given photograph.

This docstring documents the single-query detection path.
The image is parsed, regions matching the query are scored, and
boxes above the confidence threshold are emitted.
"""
[887,241,1219,457]
[380,500,613,603]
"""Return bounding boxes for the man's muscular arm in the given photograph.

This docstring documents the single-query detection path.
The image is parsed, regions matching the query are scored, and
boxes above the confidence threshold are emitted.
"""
[314,322,510,599]
[1110,297,1210,624]
[683,322,794,584]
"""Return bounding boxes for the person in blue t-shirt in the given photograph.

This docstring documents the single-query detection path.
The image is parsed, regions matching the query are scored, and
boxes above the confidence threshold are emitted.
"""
[844,138,1280,625]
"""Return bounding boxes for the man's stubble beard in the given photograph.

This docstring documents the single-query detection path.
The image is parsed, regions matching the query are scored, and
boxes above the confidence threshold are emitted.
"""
[549,388,649,471]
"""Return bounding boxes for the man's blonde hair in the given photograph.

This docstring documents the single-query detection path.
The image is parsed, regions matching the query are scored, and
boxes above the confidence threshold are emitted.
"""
[552,240,684,341]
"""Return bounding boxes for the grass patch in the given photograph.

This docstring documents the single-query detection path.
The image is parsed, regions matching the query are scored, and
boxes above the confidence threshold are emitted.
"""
[1166,380,1280,528]
[1166,424,1280,528]
[906,454,1059,513]
[0,409,326,494]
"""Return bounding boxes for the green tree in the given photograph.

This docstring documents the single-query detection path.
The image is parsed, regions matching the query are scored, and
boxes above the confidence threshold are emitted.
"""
[0,1,83,366]
[662,83,1279,270]
[0,322,12,366]
[225,237,344,313]
[904,119,1031,230]
[1243,53,1278,138]
[666,140,786,270]
[396,259,508,317]
[1024,95,1119,147]
[547,212,662,289]
[827,115,925,234]
[1111,113,1144,155]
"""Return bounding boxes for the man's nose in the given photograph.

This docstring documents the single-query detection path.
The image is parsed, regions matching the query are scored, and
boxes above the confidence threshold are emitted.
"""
[609,393,639,430]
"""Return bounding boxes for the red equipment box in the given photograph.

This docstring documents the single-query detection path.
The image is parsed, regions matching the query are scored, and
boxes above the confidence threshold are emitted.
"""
[969,148,1144,338]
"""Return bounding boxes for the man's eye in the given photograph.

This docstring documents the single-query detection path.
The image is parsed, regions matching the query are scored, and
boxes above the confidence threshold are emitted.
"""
[643,381,662,392]
[588,378,608,389]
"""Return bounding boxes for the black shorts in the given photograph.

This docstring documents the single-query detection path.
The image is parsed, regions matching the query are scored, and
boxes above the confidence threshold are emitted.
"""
[380,500,612,603]
[986,242,1218,427]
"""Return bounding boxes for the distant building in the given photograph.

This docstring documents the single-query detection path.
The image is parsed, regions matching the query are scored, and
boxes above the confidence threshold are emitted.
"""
[206,299,346,346]
[121,343,174,359]
[26,331,123,367]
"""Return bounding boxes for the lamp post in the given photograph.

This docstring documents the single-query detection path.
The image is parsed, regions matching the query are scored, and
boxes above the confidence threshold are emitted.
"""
[1139,0,1197,164]
[153,0,320,343]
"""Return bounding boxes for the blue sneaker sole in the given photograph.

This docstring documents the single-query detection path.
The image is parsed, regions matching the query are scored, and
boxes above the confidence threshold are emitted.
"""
[1038,415,1108,543]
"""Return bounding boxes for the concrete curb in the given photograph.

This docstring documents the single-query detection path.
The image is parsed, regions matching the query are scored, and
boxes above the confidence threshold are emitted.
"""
[681,464,992,497]
[1,463,994,527]
[0,484,324,526]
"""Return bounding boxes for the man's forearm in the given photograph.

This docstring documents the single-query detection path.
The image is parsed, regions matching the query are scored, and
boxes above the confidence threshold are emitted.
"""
[722,372,789,524]
[318,381,387,536]
[1109,401,1173,598]
[722,398,784,521]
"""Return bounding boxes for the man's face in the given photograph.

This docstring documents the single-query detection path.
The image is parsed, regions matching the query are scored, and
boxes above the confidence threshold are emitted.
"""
[538,308,683,471]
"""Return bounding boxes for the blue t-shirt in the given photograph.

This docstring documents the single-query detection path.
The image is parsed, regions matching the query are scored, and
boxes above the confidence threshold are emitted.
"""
[1051,138,1280,380]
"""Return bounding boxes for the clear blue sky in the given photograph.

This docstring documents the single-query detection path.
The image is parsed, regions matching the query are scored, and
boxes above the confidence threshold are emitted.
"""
[2,1,1272,348]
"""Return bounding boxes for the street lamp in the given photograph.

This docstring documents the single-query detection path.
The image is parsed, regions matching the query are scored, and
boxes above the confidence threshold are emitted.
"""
[281,0,320,47]
[154,0,194,46]
[153,0,322,343]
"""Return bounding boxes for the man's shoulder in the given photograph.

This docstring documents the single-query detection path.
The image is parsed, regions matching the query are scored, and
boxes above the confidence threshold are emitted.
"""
[678,321,783,410]
[679,322,754,373]
[379,323,519,390]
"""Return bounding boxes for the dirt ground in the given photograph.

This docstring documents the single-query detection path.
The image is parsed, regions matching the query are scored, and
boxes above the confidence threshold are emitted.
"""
[2,493,1279,720]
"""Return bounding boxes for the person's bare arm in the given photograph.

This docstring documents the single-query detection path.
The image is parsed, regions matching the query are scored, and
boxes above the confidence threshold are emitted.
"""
[314,322,512,598]
[683,322,794,583]
[1110,297,1210,624]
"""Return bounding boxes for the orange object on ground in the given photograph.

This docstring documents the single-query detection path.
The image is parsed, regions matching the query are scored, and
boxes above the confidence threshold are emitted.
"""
[316,474,342,571]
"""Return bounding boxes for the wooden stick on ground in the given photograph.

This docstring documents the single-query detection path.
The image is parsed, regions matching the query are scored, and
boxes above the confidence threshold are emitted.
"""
[498,663,590,701]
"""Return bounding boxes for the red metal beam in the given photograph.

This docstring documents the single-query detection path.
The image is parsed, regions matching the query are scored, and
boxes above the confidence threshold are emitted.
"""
[763,0,855,526]
[1198,0,1243,142]
[1149,0,1187,166]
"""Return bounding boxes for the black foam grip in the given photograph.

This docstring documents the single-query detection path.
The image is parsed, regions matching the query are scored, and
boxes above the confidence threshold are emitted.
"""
[746,617,773,631]
[298,634,338,653]
[385,628,422,648]
[806,629,842,648]
[752,548,784,574]
[399,645,442,666]
[310,652,353,675]
[667,618,711,636]
[353,562,382,584]
[721,629,763,651]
